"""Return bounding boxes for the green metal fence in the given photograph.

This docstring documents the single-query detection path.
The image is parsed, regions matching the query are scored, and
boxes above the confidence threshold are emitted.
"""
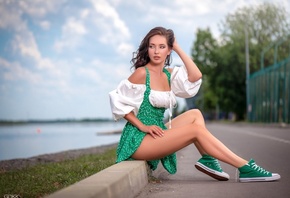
[248,37,290,123]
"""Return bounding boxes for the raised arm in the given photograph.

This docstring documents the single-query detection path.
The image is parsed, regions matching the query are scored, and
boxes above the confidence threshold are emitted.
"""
[172,39,202,82]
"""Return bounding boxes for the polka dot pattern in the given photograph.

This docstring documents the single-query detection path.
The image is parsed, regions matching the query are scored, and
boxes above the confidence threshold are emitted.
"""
[116,67,177,174]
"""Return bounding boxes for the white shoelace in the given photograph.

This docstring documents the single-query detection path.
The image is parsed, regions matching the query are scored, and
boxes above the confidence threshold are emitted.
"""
[213,159,222,171]
[251,163,269,174]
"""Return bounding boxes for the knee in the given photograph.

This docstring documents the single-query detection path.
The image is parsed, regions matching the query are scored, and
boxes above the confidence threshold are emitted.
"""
[188,122,207,138]
[188,109,203,121]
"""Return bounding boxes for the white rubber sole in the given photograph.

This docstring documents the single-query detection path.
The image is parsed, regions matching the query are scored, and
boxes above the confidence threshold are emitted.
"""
[195,162,230,181]
[239,173,281,182]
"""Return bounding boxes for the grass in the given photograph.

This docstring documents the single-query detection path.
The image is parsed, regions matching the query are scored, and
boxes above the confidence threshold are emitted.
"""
[0,148,116,198]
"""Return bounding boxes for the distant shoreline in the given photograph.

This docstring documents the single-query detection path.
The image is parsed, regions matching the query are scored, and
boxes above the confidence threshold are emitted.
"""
[0,118,120,125]
[0,143,118,172]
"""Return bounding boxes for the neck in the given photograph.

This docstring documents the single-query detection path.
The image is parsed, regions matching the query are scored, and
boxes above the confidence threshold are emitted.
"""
[146,64,164,75]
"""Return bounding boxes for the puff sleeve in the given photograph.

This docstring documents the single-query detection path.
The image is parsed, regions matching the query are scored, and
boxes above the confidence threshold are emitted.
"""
[109,79,146,121]
[171,65,202,98]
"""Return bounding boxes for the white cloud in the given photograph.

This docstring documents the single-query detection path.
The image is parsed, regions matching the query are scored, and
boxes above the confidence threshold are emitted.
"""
[78,67,102,84]
[11,32,41,60]
[1,0,289,120]
[0,57,42,84]
[63,17,87,35]
[10,24,62,76]
[117,42,134,56]
[0,0,70,100]
[90,0,130,39]
[38,58,62,75]
[0,0,63,30]
[89,58,130,85]
[39,20,51,30]
[80,9,90,19]
[89,0,132,56]
[54,14,88,53]
[18,0,64,17]
[0,1,22,29]
[140,0,290,38]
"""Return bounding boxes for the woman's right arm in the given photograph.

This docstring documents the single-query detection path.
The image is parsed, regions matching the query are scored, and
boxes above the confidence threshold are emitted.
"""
[124,68,164,138]
[124,112,146,132]
[124,112,164,139]
[109,68,146,121]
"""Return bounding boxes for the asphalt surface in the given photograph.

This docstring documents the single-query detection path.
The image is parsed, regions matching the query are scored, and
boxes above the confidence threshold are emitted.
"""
[136,122,290,198]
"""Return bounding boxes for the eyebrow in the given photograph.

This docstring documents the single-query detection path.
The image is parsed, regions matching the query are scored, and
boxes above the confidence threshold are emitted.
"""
[149,43,166,45]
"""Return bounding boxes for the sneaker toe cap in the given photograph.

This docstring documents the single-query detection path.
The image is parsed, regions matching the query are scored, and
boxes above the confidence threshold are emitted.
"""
[272,173,281,180]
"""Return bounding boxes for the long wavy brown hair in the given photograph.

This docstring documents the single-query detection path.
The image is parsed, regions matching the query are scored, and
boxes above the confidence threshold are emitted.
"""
[131,27,174,70]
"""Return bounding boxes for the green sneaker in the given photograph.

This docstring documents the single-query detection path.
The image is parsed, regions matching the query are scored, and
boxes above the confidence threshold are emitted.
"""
[195,154,229,181]
[239,159,281,182]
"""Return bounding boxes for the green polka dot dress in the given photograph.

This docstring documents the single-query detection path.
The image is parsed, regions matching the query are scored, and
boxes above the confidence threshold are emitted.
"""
[116,67,177,174]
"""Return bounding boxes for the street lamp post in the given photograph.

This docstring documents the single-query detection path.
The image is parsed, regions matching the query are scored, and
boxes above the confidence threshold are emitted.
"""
[245,26,251,121]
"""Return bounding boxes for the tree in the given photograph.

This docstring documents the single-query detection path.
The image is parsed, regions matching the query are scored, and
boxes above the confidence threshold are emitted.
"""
[191,2,290,120]
[211,43,247,120]
[219,2,290,72]
[190,28,219,119]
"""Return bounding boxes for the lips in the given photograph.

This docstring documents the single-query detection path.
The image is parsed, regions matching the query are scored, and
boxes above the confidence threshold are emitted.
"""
[153,56,160,60]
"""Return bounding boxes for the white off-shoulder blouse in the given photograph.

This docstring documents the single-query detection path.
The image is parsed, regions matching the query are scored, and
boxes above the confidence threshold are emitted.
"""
[109,65,202,121]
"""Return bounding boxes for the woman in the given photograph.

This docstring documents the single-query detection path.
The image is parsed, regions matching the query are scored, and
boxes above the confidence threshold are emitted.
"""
[109,26,280,182]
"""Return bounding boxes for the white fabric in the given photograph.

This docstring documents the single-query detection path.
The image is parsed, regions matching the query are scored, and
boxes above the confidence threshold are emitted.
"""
[109,65,202,120]
[171,65,202,98]
[149,90,177,129]
[149,90,177,108]
[109,79,145,120]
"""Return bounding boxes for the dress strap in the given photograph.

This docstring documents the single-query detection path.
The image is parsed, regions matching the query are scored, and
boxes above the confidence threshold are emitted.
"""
[163,67,171,86]
[145,67,151,88]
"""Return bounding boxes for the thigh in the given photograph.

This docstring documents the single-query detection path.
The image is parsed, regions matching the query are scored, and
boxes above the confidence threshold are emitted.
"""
[132,123,201,160]
[166,109,205,128]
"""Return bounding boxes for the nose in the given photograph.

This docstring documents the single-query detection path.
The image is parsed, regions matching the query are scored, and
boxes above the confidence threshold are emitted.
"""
[154,47,159,54]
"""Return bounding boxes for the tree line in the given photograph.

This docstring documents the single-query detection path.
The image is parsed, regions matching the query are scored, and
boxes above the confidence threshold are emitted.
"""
[189,2,290,121]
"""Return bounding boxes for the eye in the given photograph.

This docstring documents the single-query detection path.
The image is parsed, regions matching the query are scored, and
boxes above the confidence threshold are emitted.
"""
[160,45,166,49]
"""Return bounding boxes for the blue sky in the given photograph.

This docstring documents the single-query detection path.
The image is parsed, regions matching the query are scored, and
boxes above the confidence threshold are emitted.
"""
[0,0,289,121]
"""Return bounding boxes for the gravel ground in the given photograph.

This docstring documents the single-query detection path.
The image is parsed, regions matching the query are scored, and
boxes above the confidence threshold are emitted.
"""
[0,143,118,172]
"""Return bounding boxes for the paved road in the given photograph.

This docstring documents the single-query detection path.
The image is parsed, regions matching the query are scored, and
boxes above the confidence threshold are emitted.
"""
[136,122,290,198]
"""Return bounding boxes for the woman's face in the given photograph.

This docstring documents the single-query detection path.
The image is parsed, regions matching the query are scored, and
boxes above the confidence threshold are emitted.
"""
[148,35,171,66]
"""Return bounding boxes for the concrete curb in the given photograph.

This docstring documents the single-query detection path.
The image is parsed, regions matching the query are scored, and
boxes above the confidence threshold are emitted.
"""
[45,161,148,198]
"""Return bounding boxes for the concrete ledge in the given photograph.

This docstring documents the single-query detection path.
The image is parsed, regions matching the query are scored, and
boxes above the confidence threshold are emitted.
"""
[45,161,148,198]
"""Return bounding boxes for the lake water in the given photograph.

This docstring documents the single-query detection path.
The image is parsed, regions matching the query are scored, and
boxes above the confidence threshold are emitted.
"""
[0,121,125,161]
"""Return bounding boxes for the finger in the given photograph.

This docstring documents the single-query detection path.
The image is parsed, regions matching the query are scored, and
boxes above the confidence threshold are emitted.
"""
[154,128,164,137]
[157,129,164,137]
[160,128,164,135]
[150,131,156,139]
[156,127,164,135]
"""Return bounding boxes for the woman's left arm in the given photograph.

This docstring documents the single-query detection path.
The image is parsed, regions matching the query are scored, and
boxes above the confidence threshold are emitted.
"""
[172,40,202,82]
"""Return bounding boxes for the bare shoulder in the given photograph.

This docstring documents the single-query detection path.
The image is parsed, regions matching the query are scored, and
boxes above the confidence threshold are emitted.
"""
[128,67,146,84]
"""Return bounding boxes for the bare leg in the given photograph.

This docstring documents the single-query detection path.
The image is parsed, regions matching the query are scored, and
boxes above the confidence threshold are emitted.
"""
[165,109,207,155]
[132,109,247,168]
